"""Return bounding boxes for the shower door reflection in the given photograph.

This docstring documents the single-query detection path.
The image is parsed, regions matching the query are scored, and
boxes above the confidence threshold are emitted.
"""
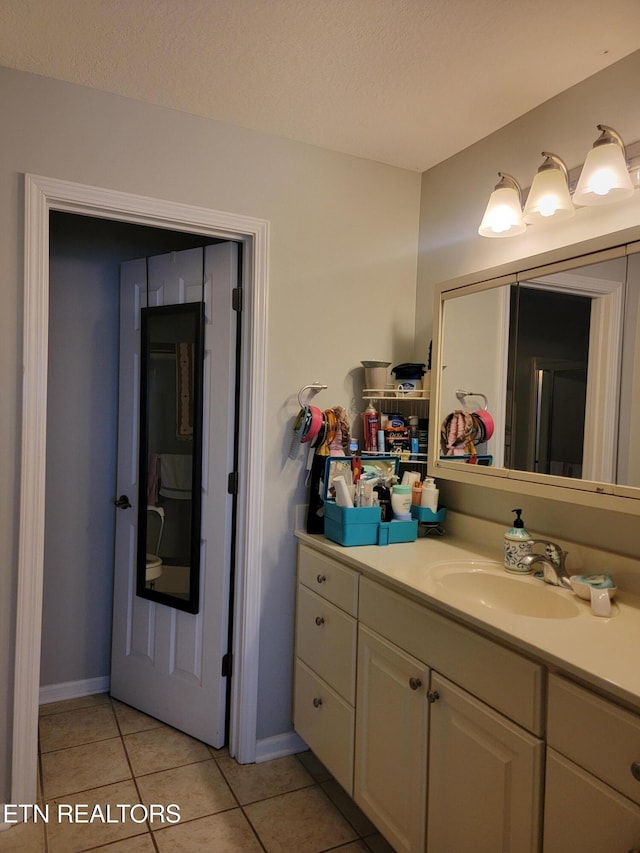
[137,302,204,613]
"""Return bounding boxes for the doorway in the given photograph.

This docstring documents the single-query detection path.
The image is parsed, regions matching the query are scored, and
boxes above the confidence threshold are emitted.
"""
[13,174,269,803]
[42,214,224,703]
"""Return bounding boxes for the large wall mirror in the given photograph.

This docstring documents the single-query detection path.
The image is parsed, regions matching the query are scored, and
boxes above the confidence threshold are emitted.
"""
[137,302,205,613]
[431,240,640,510]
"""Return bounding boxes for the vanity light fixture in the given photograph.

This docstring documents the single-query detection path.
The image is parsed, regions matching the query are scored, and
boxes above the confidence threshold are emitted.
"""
[572,125,634,206]
[523,152,574,224]
[477,173,526,238]
[479,125,640,237]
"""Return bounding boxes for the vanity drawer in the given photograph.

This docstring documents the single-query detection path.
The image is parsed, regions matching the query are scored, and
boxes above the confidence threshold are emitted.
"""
[298,544,359,616]
[294,658,355,795]
[547,674,640,806]
[359,577,544,735]
[296,584,357,703]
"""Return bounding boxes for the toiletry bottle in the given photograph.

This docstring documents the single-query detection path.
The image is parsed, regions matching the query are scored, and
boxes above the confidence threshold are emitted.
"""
[362,402,379,452]
[373,483,391,522]
[504,508,532,573]
[390,484,412,520]
[417,418,429,458]
[421,477,439,513]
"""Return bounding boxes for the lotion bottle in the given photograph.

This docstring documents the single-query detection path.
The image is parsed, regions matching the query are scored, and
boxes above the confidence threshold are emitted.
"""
[390,484,412,520]
[504,508,532,573]
[421,477,439,513]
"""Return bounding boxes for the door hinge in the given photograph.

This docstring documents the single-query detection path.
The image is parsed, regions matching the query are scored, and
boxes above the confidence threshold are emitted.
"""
[227,471,238,495]
[232,287,243,312]
[221,652,232,677]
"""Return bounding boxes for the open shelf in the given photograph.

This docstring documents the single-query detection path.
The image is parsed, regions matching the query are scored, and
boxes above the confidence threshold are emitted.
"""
[362,388,430,402]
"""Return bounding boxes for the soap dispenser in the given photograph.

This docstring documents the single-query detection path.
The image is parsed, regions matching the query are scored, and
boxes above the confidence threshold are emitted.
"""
[504,508,532,573]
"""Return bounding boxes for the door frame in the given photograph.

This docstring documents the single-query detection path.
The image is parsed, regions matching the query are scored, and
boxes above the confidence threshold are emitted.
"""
[12,173,269,802]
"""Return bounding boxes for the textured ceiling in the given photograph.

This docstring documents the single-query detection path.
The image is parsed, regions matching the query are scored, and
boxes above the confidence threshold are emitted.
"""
[1,0,639,170]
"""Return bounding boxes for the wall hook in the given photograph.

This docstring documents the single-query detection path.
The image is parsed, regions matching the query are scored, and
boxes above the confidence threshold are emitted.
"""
[297,382,327,408]
[456,389,489,411]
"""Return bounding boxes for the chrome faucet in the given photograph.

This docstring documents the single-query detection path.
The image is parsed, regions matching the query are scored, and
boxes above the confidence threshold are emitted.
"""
[518,540,572,589]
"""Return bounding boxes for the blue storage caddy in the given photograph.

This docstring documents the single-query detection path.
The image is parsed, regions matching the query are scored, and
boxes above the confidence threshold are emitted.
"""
[324,502,381,546]
[377,518,418,546]
[411,505,447,524]
[324,502,419,547]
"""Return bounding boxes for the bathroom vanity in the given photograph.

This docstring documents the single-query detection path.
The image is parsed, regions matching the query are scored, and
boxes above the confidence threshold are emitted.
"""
[293,530,640,853]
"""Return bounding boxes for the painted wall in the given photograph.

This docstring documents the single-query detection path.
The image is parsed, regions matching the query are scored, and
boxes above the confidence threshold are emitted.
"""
[0,66,420,798]
[417,50,640,555]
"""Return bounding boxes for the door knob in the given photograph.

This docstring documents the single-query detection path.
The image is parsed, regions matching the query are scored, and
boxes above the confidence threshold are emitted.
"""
[113,494,132,509]
[409,677,422,691]
[427,691,440,703]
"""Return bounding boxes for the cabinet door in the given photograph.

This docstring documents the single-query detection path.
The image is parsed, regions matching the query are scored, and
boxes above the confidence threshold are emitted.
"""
[294,659,355,795]
[427,672,543,853]
[354,625,429,853]
[544,749,640,853]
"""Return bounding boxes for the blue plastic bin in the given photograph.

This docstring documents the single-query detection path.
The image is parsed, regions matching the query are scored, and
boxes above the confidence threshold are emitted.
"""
[377,519,418,545]
[324,502,381,546]
[410,505,447,524]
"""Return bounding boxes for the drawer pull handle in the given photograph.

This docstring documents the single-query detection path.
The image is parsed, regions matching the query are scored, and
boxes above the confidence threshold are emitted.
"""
[427,690,440,703]
[316,574,327,584]
[312,697,323,708]
[409,677,422,691]
[315,616,325,626]
[630,762,640,782]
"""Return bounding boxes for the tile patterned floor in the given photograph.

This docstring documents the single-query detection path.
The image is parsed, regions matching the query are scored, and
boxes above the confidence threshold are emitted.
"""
[0,694,395,853]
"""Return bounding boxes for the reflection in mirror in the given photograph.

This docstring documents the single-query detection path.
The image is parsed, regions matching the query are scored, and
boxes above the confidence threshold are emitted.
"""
[137,303,204,614]
[440,285,511,467]
[437,250,638,491]
[507,285,592,478]
[509,256,626,483]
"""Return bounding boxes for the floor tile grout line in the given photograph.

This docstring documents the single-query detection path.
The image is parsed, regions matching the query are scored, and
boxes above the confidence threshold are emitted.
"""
[109,694,160,851]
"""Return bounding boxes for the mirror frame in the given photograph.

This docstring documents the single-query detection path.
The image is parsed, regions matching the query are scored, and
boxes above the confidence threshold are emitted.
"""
[136,302,205,614]
[428,230,640,516]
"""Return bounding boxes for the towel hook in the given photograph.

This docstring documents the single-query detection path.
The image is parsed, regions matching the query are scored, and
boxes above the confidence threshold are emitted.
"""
[456,389,489,411]
[297,382,327,408]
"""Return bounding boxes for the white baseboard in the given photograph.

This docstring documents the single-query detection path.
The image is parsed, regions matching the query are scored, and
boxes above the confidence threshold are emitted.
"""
[254,731,308,764]
[39,676,110,706]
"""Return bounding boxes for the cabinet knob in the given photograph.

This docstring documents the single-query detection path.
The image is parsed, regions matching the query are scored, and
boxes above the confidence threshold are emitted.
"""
[630,762,640,782]
[315,616,325,626]
[312,697,323,708]
[316,574,327,584]
[409,677,422,691]
[427,690,440,703]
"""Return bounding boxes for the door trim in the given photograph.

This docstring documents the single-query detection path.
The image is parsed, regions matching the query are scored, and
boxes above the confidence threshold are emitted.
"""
[13,173,269,802]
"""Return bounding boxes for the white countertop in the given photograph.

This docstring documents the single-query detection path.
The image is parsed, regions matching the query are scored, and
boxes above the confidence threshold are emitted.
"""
[295,530,640,713]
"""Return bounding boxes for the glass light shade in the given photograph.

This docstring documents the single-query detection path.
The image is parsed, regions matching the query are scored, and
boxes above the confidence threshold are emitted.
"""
[523,163,574,224]
[478,185,525,238]
[573,139,634,206]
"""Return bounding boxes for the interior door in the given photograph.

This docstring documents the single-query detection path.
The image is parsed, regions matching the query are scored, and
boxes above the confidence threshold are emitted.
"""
[110,243,238,746]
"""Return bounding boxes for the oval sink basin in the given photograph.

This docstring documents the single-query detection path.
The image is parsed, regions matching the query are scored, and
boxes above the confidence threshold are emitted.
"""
[435,565,581,619]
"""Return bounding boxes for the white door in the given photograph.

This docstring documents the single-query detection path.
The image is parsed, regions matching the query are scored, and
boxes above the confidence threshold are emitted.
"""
[110,243,238,747]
